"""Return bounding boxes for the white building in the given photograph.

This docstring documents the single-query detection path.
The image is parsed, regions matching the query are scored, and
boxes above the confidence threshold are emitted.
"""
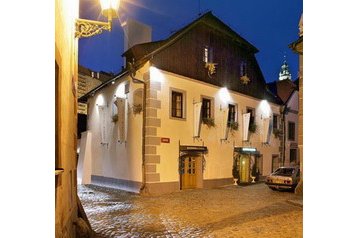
[79,12,283,194]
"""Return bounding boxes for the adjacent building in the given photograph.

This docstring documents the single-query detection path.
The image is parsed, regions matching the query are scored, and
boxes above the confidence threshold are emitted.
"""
[289,14,303,194]
[77,66,113,140]
[80,12,283,195]
[55,0,79,236]
[267,60,299,171]
[78,65,113,115]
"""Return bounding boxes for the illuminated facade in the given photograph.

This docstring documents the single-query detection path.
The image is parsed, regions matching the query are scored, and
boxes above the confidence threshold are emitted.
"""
[55,0,79,237]
[80,12,283,194]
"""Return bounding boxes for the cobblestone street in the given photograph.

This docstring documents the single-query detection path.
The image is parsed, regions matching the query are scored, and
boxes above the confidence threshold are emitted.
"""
[78,183,302,238]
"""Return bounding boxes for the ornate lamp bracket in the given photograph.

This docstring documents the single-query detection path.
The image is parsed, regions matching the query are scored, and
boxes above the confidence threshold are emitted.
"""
[75,18,112,38]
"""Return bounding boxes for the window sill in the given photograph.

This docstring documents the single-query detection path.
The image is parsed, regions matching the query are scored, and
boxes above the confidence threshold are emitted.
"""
[169,116,186,121]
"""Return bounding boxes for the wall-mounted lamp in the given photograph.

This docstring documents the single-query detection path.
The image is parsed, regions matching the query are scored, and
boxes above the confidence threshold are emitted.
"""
[75,0,120,38]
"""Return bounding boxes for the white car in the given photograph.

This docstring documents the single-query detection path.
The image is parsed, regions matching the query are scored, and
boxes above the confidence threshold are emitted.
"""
[265,166,300,191]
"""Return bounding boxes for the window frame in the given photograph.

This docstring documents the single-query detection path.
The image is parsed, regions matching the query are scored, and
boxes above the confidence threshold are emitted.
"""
[170,88,186,120]
[273,114,279,130]
[228,104,237,124]
[201,96,214,120]
[290,148,297,164]
[246,107,255,126]
[288,121,295,141]
[240,61,247,77]
[203,46,213,63]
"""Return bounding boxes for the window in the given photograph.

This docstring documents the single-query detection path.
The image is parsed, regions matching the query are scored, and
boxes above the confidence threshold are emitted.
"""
[240,61,247,76]
[288,122,295,140]
[203,46,213,63]
[247,107,255,126]
[290,149,297,164]
[172,91,183,118]
[273,114,278,130]
[202,98,212,119]
[228,104,236,123]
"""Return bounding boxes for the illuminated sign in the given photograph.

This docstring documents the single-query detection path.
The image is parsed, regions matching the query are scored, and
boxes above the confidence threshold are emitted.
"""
[234,147,259,154]
[242,147,256,152]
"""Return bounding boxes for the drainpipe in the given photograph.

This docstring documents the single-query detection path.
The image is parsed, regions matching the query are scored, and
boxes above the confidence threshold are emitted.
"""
[281,105,288,166]
[128,62,147,193]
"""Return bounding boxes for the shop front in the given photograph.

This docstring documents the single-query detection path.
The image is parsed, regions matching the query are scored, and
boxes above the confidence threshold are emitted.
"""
[233,147,261,184]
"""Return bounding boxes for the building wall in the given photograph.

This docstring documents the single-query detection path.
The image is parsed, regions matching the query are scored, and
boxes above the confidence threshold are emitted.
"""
[87,66,150,190]
[151,68,281,184]
[86,64,281,194]
[55,0,79,237]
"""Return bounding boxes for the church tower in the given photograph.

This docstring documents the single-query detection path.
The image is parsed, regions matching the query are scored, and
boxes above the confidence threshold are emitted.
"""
[279,56,292,81]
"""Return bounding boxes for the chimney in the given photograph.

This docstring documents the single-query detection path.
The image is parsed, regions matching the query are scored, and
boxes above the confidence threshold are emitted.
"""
[122,18,152,64]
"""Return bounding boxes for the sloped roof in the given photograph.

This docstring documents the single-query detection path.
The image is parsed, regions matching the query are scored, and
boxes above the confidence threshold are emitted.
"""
[122,11,258,63]
[267,79,298,104]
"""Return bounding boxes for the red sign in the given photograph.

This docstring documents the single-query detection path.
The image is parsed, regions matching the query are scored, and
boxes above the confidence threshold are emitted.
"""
[161,137,170,143]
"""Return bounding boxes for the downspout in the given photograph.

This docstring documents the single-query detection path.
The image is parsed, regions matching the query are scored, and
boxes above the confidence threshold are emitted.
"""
[282,108,286,167]
[128,63,147,193]
[281,105,288,166]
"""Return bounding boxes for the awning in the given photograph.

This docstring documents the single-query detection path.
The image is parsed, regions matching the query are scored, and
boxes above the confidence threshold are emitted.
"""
[234,147,260,155]
[180,145,208,153]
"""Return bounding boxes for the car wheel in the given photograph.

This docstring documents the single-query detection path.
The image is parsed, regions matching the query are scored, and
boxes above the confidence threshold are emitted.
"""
[269,187,277,191]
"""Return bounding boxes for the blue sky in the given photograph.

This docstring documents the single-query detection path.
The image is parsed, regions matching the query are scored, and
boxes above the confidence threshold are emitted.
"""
[79,0,302,83]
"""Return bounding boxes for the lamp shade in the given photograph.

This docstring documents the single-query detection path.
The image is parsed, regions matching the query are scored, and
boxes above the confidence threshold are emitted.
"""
[100,0,120,18]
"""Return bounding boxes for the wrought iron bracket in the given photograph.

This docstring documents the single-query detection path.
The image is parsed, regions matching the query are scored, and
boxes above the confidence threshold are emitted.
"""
[75,18,112,38]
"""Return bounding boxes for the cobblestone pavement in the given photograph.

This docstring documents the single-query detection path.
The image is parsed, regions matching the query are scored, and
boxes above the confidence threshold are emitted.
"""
[78,183,302,238]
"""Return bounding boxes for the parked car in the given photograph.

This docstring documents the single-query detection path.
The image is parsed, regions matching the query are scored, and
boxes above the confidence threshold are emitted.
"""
[265,166,300,191]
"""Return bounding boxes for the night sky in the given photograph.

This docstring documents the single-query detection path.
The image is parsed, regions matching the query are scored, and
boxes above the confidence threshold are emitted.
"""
[79,0,302,83]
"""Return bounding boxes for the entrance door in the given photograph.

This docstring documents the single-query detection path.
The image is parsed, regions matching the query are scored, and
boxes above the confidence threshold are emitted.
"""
[239,155,250,183]
[181,156,201,189]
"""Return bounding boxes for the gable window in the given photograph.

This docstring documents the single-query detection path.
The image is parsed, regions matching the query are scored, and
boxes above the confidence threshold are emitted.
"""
[288,121,295,140]
[228,104,236,124]
[203,46,213,63]
[240,61,247,76]
[202,98,212,119]
[171,91,184,118]
[273,114,278,130]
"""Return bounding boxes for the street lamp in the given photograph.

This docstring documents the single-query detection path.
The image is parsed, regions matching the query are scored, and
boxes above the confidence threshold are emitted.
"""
[75,0,120,38]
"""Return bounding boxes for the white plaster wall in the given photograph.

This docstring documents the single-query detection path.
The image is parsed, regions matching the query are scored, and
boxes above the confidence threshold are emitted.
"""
[87,75,144,183]
[77,131,92,184]
[153,69,281,182]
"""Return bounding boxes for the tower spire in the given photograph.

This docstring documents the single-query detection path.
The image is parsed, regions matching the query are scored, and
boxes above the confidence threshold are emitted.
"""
[279,54,292,81]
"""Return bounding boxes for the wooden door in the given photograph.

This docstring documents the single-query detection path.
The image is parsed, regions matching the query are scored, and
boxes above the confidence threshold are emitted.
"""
[181,156,198,189]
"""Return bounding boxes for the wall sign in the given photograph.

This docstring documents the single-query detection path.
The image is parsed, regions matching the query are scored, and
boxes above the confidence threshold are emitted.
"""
[161,137,170,143]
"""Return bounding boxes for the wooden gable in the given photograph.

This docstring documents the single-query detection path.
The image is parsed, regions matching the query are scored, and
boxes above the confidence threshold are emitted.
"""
[123,12,280,104]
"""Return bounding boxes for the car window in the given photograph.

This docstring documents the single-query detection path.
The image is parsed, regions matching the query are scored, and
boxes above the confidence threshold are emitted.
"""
[273,168,295,176]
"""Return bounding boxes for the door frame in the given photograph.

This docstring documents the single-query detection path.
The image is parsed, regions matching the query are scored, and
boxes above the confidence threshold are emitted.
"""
[179,153,203,190]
